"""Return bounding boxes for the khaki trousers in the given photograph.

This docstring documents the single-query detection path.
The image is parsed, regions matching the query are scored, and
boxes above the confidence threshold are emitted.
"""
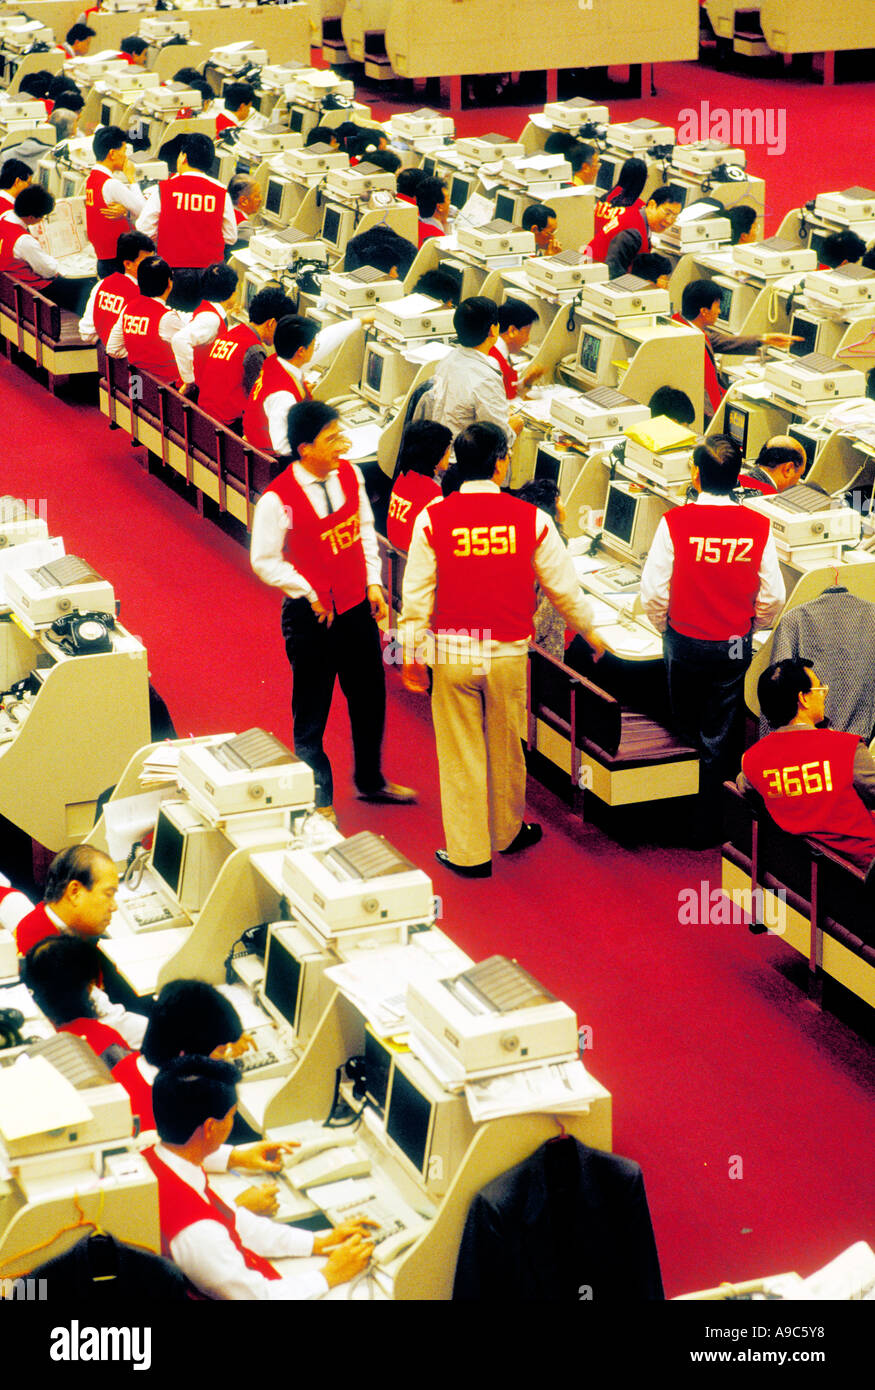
[431,653,527,866]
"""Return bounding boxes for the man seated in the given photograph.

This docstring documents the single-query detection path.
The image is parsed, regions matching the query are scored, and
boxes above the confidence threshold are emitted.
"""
[0,158,31,216]
[145,1055,374,1298]
[243,314,318,453]
[818,229,866,271]
[674,279,799,417]
[739,658,875,871]
[227,174,262,242]
[49,94,84,144]
[58,23,95,58]
[0,186,96,315]
[739,436,807,495]
[79,229,154,346]
[396,167,426,206]
[568,141,600,186]
[414,268,459,308]
[105,254,185,385]
[426,296,523,450]
[521,203,560,256]
[605,186,684,278]
[118,36,149,67]
[492,298,543,398]
[416,176,450,246]
[648,386,696,427]
[172,261,239,387]
[215,82,255,137]
[195,285,294,429]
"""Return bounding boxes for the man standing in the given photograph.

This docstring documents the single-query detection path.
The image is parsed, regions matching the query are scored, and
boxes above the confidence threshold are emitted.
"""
[136,134,237,272]
[250,401,415,820]
[640,437,785,824]
[400,422,603,877]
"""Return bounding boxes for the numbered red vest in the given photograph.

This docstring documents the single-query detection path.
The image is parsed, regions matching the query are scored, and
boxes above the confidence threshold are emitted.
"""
[743,728,875,870]
[0,218,51,287]
[672,312,722,415]
[92,271,137,345]
[85,167,129,260]
[268,460,368,615]
[59,1017,154,1133]
[157,174,226,268]
[586,195,649,266]
[426,491,541,641]
[121,294,179,382]
[189,300,225,379]
[143,1147,281,1286]
[15,902,59,955]
[665,502,770,641]
[387,471,440,553]
[488,344,518,400]
[243,354,309,453]
[196,321,260,423]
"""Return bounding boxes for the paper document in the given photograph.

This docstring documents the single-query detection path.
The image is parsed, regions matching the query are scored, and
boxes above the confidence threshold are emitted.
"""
[102,788,168,862]
[344,423,382,461]
[0,1056,92,1141]
[325,945,453,1037]
[465,1059,600,1123]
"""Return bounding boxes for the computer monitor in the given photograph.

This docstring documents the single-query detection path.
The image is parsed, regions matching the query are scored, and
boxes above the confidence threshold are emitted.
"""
[151,809,184,899]
[790,311,819,358]
[363,1027,393,1116]
[260,923,333,1046]
[262,175,299,228]
[575,325,618,387]
[448,172,472,211]
[382,1052,474,1198]
[595,155,620,193]
[385,1063,431,1176]
[533,443,583,497]
[602,480,669,561]
[494,188,527,227]
[100,101,113,129]
[60,171,82,200]
[360,342,412,407]
[149,801,233,914]
[787,423,818,471]
[320,201,355,255]
[809,229,828,262]
[713,275,757,336]
[421,155,436,178]
[725,403,749,457]
[242,270,280,314]
[289,107,305,134]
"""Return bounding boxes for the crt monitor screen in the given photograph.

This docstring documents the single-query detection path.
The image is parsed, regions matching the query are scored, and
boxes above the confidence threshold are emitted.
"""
[263,933,303,1031]
[151,810,184,899]
[596,157,617,193]
[364,1030,392,1115]
[100,102,112,128]
[494,191,516,224]
[534,446,561,484]
[289,107,304,134]
[790,313,819,358]
[386,1065,432,1177]
[365,349,384,394]
[809,230,828,262]
[322,205,341,247]
[578,331,602,377]
[726,404,749,454]
[421,156,436,178]
[603,484,636,547]
[717,285,734,323]
[265,179,283,217]
[449,175,470,211]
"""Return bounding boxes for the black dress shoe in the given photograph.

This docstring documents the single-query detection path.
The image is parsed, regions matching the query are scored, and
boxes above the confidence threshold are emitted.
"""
[434,849,492,878]
[499,822,543,855]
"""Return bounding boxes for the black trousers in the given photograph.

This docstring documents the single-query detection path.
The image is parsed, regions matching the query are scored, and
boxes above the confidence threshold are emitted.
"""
[281,596,386,807]
[664,624,752,805]
[96,258,117,279]
[43,275,97,317]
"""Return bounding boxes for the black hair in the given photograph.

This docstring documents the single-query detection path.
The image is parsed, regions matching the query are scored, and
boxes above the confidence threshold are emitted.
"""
[201,261,238,303]
[362,148,401,175]
[344,225,417,277]
[168,266,203,314]
[274,314,319,360]
[116,230,154,267]
[137,254,173,299]
[441,462,462,497]
[568,142,597,174]
[173,67,203,85]
[630,252,672,284]
[14,186,54,220]
[754,442,806,474]
[454,295,499,348]
[21,937,103,1026]
[693,434,742,494]
[610,157,647,206]
[648,184,684,208]
[180,133,215,173]
[543,131,577,155]
[48,76,81,99]
[305,125,337,147]
[141,980,243,1068]
[414,268,460,306]
[454,422,509,481]
[355,240,402,275]
[498,298,538,333]
[757,659,816,729]
[820,229,867,269]
[416,176,447,220]
[152,1056,239,1146]
[396,167,426,199]
[93,125,127,162]
[66,23,96,43]
[648,386,695,426]
[723,205,756,244]
[681,278,722,319]
[222,81,254,113]
[521,203,556,233]
[395,420,452,480]
[287,400,340,459]
[517,478,563,536]
[120,36,149,56]
[227,173,257,206]
[52,92,84,113]
[249,287,294,325]
[188,81,214,107]
[0,159,31,190]
[44,845,114,905]
[19,72,53,99]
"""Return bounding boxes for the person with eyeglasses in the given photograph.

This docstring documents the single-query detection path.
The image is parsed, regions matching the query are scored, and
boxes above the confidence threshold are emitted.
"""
[739,658,875,871]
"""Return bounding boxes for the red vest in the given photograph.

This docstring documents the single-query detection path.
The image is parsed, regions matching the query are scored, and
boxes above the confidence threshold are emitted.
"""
[665,502,770,641]
[215,112,237,135]
[489,345,518,400]
[243,355,309,453]
[157,174,226,269]
[738,472,777,496]
[121,294,179,382]
[0,883,32,933]
[586,196,649,265]
[143,1147,281,1288]
[16,902,59,956]
[85,168,129,260]
[418,220,446,248]
[0,219,51,288]
[672,312,722,415]
[426,491,541,641]
[92,272,137,345]
[269,460,368,614]
[196,321,260,423]
[743,728,875,870]
[189,300,225,379]
[387,471,440,552]
[58,1017,154,1132]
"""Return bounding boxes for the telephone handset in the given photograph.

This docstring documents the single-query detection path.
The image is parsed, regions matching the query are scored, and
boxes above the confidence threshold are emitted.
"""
[50,611,115,656]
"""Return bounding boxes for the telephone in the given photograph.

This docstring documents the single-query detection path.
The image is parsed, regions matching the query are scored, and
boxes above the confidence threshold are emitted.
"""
[50,611,115,656]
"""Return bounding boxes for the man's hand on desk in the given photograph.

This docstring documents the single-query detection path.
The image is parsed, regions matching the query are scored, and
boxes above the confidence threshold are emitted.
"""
[519,363,546,393]
[321,1233,375,1286]
[235,1181,280,1216]
[313,1218,378,1252]
[229,1139,300,1172]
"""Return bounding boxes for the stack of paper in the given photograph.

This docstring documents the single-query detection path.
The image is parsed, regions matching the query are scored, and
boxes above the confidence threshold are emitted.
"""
[324,945,456,1037]
[139,745,180,787]
[464,1059,601,1123]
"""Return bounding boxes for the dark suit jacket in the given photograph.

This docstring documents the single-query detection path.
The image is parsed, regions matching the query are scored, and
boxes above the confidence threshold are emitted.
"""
[452,1139,664,1301]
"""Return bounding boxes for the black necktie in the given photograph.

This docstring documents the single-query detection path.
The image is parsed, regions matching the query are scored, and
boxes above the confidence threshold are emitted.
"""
[318,481,335,515]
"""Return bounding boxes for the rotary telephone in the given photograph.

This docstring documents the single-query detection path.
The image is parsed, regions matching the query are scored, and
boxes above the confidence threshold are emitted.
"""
[50,611,116,656]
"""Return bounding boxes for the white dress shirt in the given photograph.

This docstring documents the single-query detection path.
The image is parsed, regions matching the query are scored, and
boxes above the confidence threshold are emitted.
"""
[1,212,59,280]
[428,346,515,450]
[152,1145,328,1300]
[135,170,238,249]
[171,301,226,383]
[400,480,595,665]
[262,321,362,452]
[79,269,137,344]
[639,490,786,634]
[89,162,146,223]
[250,461,382,602]
[105,297,188,361]
[41,905,148,1048]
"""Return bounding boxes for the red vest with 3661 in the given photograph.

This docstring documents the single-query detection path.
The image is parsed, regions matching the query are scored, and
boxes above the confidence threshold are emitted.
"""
[665,502,770,641]
[86,168,129,260]
[387,472,441,552]
[243,355,309,453]
[743,728,875,870]
[269,460,368,615]
[121,294,179,382]
[426,491,541,641]
[143,1147,281,1286]
[196,322,260,423]
[586,195,649,265]
[0,219,51,288]
[93,272,137,345]
[157,174,226,268]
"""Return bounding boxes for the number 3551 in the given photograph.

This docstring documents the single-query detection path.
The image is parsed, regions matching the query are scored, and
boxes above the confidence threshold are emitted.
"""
[451,525,517,557]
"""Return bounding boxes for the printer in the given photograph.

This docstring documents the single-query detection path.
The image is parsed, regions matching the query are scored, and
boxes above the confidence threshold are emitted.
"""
[659,216,732,252]
[606,117,675,151]
[804,264,875,310]
[5,554,115,626]
[139,17,191,40]
[139,83,204,116]
[815,187,875,222]
[407,955,579,1081]
[289,71,355,105]
[0,1038,133,1160]
[524,250,610,294]
[250,226,326,271]
[551,387,650,442]
[733,237,817,277]
[0,100,50,130]
[0,497,48,549]
[456,220,536,258]
[178,728,315,819]
[390,108,454,141]
[764,352,866,406]
[322,265,405,309]
[672,142,746,175]
[372,293,456,340]
[455,133,525,163]
[281,831,435,941]
[210,43,268,72]
[282,145,349,179]
[501,153,571,189]
[325,161,397,199]
[744,484,861,548]
[542,97,610,130]
[104,70,160,96]
[579,273,670,320]
[237,127,302,159]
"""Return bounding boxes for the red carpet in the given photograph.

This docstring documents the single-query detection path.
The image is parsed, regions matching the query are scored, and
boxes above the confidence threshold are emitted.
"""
[3,56,875,1296]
